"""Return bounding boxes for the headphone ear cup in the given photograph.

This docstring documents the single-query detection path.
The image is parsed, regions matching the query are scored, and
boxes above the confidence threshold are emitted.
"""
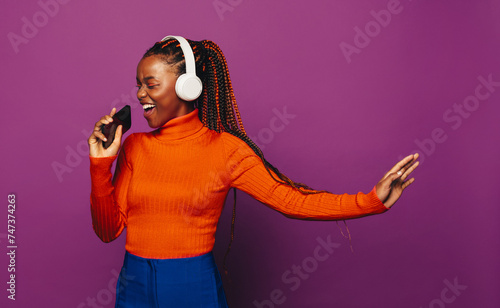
[175,73,203,101]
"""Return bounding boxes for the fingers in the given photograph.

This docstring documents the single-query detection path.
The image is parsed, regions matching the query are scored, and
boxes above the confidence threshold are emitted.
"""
[88,122,106,144]
[113,125,123,146]
[89,107,116,144]
[385,159,417,190]
[384,153,419,179]
[402,153,419,170]
[401,160,419,181]
[96,108,116,128]
[376,154,419,209]
[402,177,415,190]
[104,108,116,126]
[386,170,403,188]
[392,153,418,173]
[92,121,109,143]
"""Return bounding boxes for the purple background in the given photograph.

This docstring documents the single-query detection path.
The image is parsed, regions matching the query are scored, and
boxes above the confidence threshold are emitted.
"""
[1,0,499,307]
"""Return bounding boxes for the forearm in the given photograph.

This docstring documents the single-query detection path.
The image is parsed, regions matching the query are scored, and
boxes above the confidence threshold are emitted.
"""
[238,167,388,220]
[222,133,389,220]
[89,155,126,242]
[233,160,388,220]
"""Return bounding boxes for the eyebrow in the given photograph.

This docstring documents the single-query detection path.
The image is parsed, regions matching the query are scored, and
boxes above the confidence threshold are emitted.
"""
[136,76,159,83]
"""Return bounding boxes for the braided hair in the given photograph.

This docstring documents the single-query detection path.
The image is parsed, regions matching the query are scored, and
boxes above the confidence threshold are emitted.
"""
[142,38,337,278]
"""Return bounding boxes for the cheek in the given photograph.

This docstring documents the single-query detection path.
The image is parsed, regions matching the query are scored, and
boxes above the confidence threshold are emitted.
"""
[151,87,170,102]
[153,87,178,110]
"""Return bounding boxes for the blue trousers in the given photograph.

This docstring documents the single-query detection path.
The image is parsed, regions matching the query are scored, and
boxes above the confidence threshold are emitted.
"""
[115,250,228,307]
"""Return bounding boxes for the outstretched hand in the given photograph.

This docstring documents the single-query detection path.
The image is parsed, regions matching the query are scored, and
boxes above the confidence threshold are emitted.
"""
[375,153,419,209]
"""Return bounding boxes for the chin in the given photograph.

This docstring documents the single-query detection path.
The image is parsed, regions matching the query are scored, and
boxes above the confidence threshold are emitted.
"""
[146,119,158,129]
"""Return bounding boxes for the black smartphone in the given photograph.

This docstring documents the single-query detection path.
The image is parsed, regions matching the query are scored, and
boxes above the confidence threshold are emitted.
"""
[100,105,132,149]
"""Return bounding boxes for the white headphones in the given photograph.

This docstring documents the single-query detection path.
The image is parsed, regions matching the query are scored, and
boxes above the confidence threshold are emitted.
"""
[160,35,203,101]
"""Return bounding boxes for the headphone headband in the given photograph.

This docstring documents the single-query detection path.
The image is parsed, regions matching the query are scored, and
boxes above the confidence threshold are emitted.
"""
[161,35,197,77]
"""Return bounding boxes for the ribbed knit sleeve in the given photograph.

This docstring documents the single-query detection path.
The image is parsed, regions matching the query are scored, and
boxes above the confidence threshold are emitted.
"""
[89,135,132,242]
[221,134,389,220]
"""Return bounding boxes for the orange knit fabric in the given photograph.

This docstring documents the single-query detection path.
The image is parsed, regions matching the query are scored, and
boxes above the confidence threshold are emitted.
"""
[89,108,388,259]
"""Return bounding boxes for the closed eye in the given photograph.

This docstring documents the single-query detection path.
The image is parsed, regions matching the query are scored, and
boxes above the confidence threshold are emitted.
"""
[136,84,158,89]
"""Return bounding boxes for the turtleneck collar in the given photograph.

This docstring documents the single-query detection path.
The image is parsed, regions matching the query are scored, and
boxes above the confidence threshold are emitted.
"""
[152,108,206,141]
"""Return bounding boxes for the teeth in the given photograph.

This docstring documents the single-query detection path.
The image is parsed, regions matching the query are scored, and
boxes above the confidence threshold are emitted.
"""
[143,104,155,110]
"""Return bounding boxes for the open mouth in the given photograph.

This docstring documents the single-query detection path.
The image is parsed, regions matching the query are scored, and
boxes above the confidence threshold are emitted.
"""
[143,104,156,117]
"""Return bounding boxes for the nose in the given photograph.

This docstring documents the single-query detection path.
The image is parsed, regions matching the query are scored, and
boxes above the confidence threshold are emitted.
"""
[137,87,147,100]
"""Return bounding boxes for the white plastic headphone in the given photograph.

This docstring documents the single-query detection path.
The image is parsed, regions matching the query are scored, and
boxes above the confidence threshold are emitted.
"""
[160,35,203,101]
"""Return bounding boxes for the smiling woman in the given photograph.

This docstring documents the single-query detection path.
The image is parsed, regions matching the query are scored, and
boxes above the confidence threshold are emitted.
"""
[86,35,418,307]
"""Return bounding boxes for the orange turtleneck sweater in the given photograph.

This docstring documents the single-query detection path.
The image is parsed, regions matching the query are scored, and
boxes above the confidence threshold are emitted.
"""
[89,108,388,259]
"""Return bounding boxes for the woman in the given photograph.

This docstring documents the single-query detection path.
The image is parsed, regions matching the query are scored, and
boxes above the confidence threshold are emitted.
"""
[87,36,419,307]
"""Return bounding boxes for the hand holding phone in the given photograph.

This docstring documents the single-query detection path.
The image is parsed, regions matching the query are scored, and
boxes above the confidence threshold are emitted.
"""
[100,105,132,149]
